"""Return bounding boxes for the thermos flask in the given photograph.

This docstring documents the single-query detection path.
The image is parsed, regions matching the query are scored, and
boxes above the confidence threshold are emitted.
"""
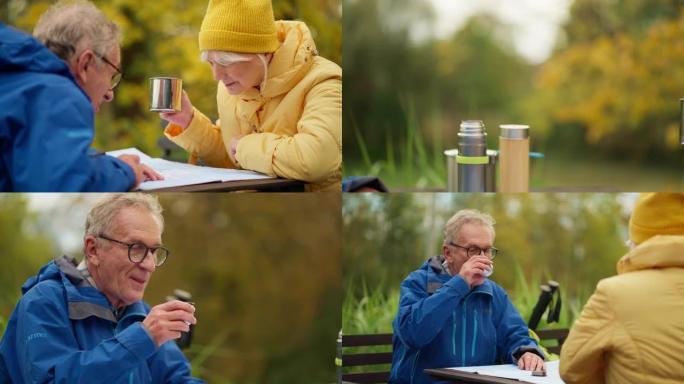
[167,289,194,349]
[499,124,530,192]
[457,120,489,192]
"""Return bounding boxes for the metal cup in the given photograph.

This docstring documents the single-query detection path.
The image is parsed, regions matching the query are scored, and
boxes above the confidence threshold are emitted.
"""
[149,77,182,112]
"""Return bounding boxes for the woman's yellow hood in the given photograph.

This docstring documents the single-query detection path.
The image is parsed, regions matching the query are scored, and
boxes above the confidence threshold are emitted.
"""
[262,20,321,98]
[617,235,684,274]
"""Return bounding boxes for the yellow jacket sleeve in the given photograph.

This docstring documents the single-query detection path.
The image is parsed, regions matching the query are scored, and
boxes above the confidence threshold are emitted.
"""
[235,78,342,182]
[560,280,616,384]
[164,108,234,168]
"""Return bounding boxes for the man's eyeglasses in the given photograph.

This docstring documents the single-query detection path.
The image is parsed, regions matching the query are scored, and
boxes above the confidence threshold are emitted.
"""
[95,54,122,90]
[97,234,169,267]
[448,242,498,259]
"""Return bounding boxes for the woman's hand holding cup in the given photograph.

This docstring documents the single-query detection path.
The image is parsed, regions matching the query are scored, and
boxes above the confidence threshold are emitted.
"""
[160,91,195,130]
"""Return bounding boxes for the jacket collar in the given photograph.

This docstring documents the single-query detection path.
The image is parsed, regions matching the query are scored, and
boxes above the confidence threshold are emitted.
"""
[237,20,316,102]
[617,235,684,274]
[34,256,148,323]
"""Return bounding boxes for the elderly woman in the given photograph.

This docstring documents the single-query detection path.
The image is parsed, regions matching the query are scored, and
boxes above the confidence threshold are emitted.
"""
[161,0,341,191]
[560,193,684,384]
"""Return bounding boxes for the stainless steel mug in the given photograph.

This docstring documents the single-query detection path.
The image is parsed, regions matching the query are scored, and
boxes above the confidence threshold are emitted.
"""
[149,77,182,112]
[445,148,497,192]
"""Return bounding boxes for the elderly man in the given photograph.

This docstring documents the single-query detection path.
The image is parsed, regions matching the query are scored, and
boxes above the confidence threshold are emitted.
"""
[560,193,684,384]
[390,209,545,383]
[0,1,160,191]
[0,194,202,383]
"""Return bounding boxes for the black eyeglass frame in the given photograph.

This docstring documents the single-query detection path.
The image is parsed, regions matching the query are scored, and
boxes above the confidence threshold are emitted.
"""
[97,234,169,266]
[448,242,498,259]
[95,54,123,90]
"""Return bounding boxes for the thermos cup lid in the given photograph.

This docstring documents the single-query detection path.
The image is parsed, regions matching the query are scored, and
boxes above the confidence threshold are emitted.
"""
[500,124,529,139]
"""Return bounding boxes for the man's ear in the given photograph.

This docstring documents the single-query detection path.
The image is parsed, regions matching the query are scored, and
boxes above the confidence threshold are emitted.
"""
[442,244,452,262]
[84,235,100,267]
[72,49,94,84]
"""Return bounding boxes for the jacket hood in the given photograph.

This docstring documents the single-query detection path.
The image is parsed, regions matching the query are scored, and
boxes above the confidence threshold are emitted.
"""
[22,256,146,323]
[260,20,318,98]
[617,235,684,274]
[0,23,73,80]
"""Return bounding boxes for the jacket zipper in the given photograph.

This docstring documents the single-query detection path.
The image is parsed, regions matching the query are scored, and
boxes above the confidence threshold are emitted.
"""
[471,309,478,358]
[451,309,456,356]
[410,350,421,384]
[461,298,468,367]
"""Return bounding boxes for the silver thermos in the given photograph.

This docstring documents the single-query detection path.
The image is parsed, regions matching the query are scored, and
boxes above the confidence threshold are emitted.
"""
[457,120,489,192]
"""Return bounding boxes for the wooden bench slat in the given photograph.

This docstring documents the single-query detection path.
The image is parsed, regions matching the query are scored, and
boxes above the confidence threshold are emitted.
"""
[343,352,393,366]
[342,371,391,384]
[342,333,393,347]
[536,328,569,341]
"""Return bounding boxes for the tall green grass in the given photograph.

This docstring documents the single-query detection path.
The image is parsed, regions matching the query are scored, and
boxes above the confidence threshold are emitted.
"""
[350,96,447,188]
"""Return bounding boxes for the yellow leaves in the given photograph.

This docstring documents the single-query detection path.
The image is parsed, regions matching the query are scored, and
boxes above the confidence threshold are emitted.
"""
[14,3,50,33]
[7,0,339,157]
[664,122,681,150]
[535,13,684,153]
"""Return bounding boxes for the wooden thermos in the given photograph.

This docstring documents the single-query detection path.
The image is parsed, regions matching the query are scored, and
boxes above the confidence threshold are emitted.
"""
[499,125,529,192]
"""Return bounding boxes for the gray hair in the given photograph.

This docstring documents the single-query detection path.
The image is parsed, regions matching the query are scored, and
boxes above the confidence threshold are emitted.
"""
[443,209,495,245]
[200,50,270,90]
[33,0,121,63]
[84,194,164,243]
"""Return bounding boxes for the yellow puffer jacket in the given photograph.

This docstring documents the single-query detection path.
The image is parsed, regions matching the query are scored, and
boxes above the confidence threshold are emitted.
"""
[165,20,342,191]
[559,235,684,384]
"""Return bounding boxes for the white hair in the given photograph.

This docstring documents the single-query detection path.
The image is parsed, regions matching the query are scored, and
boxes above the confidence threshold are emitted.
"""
[83,193,164,256]
[200,50,270,90]
[33,0,121,64]
[443,209,496,245]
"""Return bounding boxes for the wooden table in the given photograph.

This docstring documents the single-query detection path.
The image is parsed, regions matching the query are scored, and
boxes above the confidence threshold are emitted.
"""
[142,178,305,192]
[425,368,535,383]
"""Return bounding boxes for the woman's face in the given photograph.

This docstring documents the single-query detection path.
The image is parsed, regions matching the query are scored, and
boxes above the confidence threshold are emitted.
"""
[208,55,265,95]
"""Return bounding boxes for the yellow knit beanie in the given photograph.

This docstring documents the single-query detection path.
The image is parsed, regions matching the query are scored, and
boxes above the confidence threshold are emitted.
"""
[629,193,684,244]
[199,0,280,53]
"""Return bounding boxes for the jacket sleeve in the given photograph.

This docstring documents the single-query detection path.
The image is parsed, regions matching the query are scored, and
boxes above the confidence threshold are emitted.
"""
[9,81,135,191]
[393,273,470,349]
[560,280,615,384]
[494,289,542,363]
[235,78,342,182]
[164,108,233,168]
[15,284,158,384]
[148,341,204,383]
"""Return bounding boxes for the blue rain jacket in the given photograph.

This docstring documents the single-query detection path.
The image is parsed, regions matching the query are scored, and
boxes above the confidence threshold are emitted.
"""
[0,256,203,383]
[390,256,543,384]
[0,23,135,191]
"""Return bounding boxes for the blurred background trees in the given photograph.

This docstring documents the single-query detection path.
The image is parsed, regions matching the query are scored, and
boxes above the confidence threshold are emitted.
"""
[3,0,341,160]
[0,194,340,384]
[344,0,684,189]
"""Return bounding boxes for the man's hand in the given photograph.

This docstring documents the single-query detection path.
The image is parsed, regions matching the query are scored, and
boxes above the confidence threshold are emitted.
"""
[117,155,163,189]
[160,91,194,130]
[142,300,196,347]
[458,255,492,288]
[517,352,545,372]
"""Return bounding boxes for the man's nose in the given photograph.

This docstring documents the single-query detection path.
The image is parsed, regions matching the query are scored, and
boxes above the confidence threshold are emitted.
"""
[139,250,157,272]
